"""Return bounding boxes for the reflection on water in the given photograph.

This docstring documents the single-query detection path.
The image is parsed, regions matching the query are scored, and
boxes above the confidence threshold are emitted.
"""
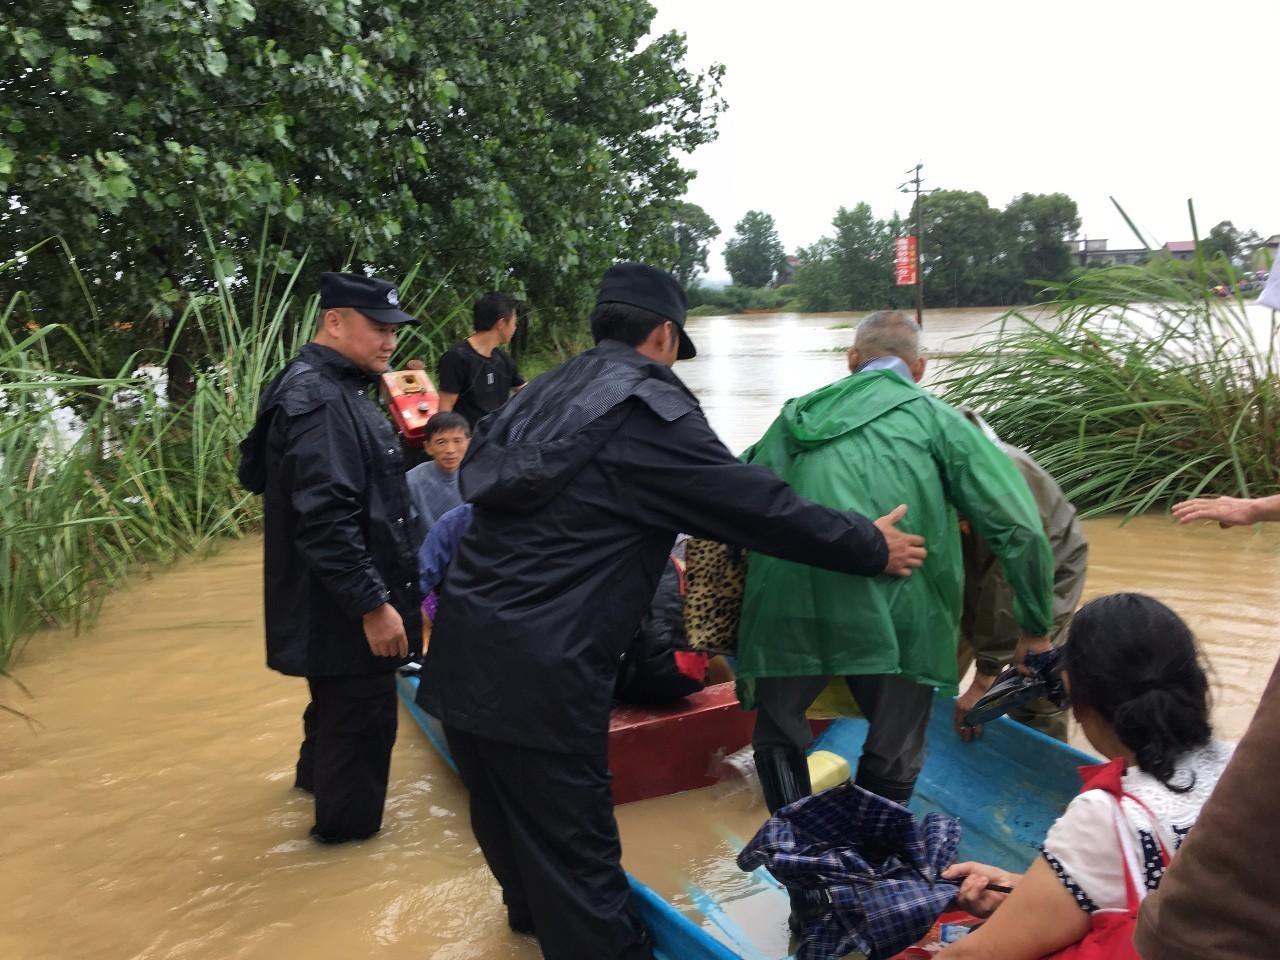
[4,309,1279,959]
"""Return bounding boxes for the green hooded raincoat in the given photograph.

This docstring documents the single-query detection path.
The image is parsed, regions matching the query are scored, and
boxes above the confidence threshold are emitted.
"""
[736,370,1054,706]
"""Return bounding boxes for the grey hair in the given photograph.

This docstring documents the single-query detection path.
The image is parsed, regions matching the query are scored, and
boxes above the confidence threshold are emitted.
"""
[853,310,921,364]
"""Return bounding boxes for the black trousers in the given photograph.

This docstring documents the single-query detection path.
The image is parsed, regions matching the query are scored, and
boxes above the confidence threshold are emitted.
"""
[752,673,934,803]
[296,672,398,842]
[443,725,654,960]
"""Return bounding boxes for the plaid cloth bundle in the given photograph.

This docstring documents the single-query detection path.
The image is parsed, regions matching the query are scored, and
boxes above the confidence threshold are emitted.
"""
[737,782,962,960]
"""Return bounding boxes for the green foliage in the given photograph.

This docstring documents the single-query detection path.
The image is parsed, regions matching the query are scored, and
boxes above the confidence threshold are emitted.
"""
[939,263,1280,518]
[1201,221,1242,262]
[686,283,791,314]
[1,0,725,383]
[792,204,914,312]
[913,190,1007,306]
[723,210,784,287]
[909,190,1081,307]
[1003,192,1081,289]
[667,202,720,287]
[1200,220,1263,267]
[0,245,469,671]
[791,192,1080,312]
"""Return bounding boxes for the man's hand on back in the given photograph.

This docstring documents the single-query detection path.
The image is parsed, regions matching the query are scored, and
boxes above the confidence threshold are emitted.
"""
[363,603,408,658]
[874,504,927,577]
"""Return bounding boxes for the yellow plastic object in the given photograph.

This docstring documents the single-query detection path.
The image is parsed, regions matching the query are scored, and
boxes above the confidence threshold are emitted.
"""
[804,677,864,719]
[807,749,851,793]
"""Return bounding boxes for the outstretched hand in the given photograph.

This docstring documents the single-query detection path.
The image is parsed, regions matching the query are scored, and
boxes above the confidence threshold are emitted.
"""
[875,504,927,577]
[1172,495,1256,528]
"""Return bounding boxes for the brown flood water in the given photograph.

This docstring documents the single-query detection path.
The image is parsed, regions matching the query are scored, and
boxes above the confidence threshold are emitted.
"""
[4,309,1279,959]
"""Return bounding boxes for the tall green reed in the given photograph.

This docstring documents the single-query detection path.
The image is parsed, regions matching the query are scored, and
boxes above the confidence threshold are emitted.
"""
[939,262,1279,518]
[1,240,471,673]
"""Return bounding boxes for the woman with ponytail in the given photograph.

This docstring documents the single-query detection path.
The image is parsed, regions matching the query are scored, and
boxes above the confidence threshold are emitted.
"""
[935,593,1234,960]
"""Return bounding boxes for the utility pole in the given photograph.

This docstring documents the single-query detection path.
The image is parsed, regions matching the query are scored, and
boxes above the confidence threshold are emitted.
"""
[898,164,934,328]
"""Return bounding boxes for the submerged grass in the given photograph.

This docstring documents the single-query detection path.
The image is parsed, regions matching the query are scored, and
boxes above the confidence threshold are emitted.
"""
[938,264,1280,518]
[1,242,471,674]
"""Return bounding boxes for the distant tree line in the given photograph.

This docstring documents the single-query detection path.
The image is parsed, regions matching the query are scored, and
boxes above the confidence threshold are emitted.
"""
[713,194,1271,312]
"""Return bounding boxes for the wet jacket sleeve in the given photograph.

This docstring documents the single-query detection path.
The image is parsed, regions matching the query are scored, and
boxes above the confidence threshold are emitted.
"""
[611,406,888,576]
[932,414,1054,636]
[282,401,389,617]
[965,450,1088,671]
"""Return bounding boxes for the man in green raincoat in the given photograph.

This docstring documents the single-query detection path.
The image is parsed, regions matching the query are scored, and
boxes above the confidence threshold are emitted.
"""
[738,311,1055,814]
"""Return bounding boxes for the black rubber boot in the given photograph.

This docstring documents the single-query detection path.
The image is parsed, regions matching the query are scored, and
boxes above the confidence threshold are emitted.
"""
[854,759,916,806]
[755,747,821,935]
[754,746,813,814]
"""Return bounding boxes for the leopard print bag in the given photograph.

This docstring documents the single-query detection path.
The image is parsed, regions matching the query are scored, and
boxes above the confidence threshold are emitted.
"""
[682,538,748,655]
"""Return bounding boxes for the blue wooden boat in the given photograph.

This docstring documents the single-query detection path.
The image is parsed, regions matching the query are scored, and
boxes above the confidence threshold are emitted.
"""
[396,674,1094,960]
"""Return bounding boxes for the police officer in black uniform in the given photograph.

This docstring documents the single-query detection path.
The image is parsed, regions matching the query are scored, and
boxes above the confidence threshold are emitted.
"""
[418,263,926,959]
[238,272,424,844]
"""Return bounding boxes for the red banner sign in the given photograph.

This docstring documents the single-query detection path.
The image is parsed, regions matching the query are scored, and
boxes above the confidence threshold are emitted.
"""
[895,236,918,286]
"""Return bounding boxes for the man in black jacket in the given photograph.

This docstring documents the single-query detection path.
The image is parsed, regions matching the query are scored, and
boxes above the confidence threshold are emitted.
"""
[418,262,926,959]
[238,272,424,844]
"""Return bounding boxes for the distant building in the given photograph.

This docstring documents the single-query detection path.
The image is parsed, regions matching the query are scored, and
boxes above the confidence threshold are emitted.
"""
[1256,235,1279,269]
[1069,239,1147,267]
[1068,238,1205,266]
[773,255,798,287]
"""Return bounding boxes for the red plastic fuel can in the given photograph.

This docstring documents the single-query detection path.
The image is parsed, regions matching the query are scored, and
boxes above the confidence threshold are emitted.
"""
[380,369,440,441]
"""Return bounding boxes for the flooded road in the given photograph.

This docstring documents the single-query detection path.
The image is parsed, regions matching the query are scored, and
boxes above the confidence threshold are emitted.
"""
[4,309,1279,959]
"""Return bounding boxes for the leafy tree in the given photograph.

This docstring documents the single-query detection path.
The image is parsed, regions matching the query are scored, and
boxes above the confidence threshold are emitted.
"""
[913,190,1004,307]
[1201,221,1246,263]
[1,0,725,384]
[831,204,910,309]
[792,238,843,312]
[1003,193,1081,290]
[794,205,912,311]
[723,210,784,287]
[666,202,720,287]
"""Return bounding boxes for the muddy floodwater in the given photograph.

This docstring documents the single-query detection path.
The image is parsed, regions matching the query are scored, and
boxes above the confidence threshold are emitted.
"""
[4,309,1279,960]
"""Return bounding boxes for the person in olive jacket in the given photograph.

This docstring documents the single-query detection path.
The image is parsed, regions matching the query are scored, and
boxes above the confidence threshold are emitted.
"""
[238,272,424,844]
[418,262,926,960]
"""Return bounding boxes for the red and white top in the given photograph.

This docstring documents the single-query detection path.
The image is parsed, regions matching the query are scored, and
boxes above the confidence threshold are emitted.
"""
[1039,741,1234,912]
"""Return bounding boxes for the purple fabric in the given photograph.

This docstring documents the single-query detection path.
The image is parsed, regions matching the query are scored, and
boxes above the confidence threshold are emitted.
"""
[737,782,961,960]
[417,502,473,595]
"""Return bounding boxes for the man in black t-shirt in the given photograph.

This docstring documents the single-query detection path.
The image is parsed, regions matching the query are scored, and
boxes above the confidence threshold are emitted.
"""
[437,292,525,428]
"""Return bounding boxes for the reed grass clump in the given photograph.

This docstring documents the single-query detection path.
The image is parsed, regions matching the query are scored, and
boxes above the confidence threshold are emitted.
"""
[1,245,469,673]
[939,265,1280,518]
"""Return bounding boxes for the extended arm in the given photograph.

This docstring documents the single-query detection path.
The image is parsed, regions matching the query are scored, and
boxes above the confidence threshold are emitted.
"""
[614,406,924,577]
[937,857,1090,960]
[936,416,1054,651]
[1172,493,1280,526]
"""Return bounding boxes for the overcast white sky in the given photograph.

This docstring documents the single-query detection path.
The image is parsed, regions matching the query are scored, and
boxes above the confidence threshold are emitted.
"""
[651,0,1280,284]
